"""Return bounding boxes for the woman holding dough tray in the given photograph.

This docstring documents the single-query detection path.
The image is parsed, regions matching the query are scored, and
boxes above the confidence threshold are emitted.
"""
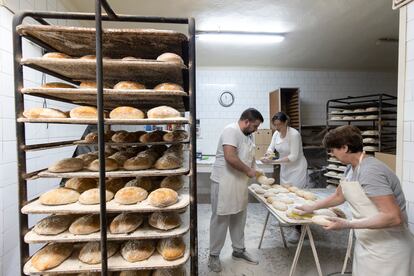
[296,125,414,276]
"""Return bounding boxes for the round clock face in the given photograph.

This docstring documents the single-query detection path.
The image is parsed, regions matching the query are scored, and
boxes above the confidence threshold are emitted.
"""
[219,91,235,107]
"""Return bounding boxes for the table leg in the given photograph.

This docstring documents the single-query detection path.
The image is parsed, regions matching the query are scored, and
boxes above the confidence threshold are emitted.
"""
[280,225,288,249]
[288,225,306,276]
[341,229,353,274]
[258,211,270,249]
[306,225,323,276]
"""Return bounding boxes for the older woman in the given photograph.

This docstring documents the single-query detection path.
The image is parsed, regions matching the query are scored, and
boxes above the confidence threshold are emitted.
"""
[296,125,414,276]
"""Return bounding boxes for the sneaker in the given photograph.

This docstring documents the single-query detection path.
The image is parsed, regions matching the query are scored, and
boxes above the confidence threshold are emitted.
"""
[287,228,300,244]
[232,250,259,265]
[208,255,222,272]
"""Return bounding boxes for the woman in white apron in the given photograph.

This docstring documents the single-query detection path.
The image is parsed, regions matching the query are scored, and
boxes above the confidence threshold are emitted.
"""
[296,125,414,276]
[263,112,308,243]
[264,112,308,188]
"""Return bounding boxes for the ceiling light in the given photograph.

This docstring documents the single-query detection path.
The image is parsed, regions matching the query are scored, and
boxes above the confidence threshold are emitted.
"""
[196,31,285,44]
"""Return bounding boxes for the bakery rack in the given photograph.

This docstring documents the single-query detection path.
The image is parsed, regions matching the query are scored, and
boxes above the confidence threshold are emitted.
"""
[324,94,397,185]
[13,1,197,275]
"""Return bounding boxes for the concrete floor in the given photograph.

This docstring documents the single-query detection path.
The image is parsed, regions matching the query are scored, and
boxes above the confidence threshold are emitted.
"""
[197,203,353,276]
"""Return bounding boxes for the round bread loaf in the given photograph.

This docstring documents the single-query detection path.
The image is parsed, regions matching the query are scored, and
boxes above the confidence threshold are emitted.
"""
[148,188,178,208]
[76,153,98,167]
[79,55,95,59]
[164,144,184,155]
[254,187,266,194]
[123,149,160,170]
[139,130,166,143]
[119,270,152,276]
[84,132,98,143]
[23,107,68,119]
[160,176,184,191]
[87,157,119,171]
[33,215,74,235]
[125,177,153,191]
[148,212,181,230]
[79,81,97,88]
[111,130,141,143]
[109,107,145,119]
[311,215,332,227]
[79,188,114,205]
[114,187,148,205]
[114,81,146,90]
[156,53,184,65]
[64,178,97,193]
[48,158,84,173]
[69,214,100,235]
[288,186,299,193]
[40,188,80,206]
[152,267,186,276]
[157,237,185,261]
[121,240,155,262]
[70,106,98,119]
[109,152,129,166]
[271,201,288,211]
[163,130,188,142]
[154,155,183,170]
[31,243,73,271]
[147,106,181,119]
[43,52,71,59]
[122,56,139,61]
[106,178,129,193]
[303,191,317,201]
[110,212,143,234]
[78,241,118,264]
[314,208,337,217]
[153,83,184,92]
[295,190,306,198]
[41,82,76,89]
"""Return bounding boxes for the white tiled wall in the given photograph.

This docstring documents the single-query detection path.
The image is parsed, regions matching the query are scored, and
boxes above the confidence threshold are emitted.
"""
[196,68,397,155]
[0,2,85,275]
[402,2,414,233]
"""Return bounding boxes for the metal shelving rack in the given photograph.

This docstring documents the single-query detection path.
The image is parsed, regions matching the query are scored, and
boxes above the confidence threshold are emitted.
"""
[324,94,397,185]
[12,1,197,275]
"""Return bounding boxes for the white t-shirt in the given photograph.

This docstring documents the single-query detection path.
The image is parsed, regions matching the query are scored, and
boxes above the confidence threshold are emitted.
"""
[210,122,255,183]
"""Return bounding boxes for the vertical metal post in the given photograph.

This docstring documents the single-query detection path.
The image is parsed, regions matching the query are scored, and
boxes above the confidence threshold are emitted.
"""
[378,94,383,152]
[95,1,108,275]
[188,17,198,276]
[13,13,29,276]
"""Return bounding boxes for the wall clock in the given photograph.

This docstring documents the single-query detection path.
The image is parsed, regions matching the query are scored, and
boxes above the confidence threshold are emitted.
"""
[218,91,235,107]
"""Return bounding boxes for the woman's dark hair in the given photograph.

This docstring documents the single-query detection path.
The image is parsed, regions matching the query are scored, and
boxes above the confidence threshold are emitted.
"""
[272,112,290,124]
[240,108,264,122]
[322,125,363,153]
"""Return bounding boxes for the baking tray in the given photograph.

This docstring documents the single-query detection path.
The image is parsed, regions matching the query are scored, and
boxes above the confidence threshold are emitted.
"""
[17,117,189,125]
[25,212,189,243]
[20,58,186,88]
[21,87,188,111]
[17,25,187,60]
[21,191,190,215]
[74,139,190,147]
[23,246,189,275]
[248,187,312,225]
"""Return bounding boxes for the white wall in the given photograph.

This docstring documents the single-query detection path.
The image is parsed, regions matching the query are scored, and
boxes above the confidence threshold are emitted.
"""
[401,2,414,233]
[196,68,397,155]
[0,1,85,275]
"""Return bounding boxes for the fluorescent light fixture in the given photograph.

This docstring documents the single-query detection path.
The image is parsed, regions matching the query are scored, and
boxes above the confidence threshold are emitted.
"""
[196,31,285,44]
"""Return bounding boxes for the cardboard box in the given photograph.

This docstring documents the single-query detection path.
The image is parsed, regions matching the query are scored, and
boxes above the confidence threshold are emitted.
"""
[255,144,268,160]
[375,152,396,173]
[254,129,273,145]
